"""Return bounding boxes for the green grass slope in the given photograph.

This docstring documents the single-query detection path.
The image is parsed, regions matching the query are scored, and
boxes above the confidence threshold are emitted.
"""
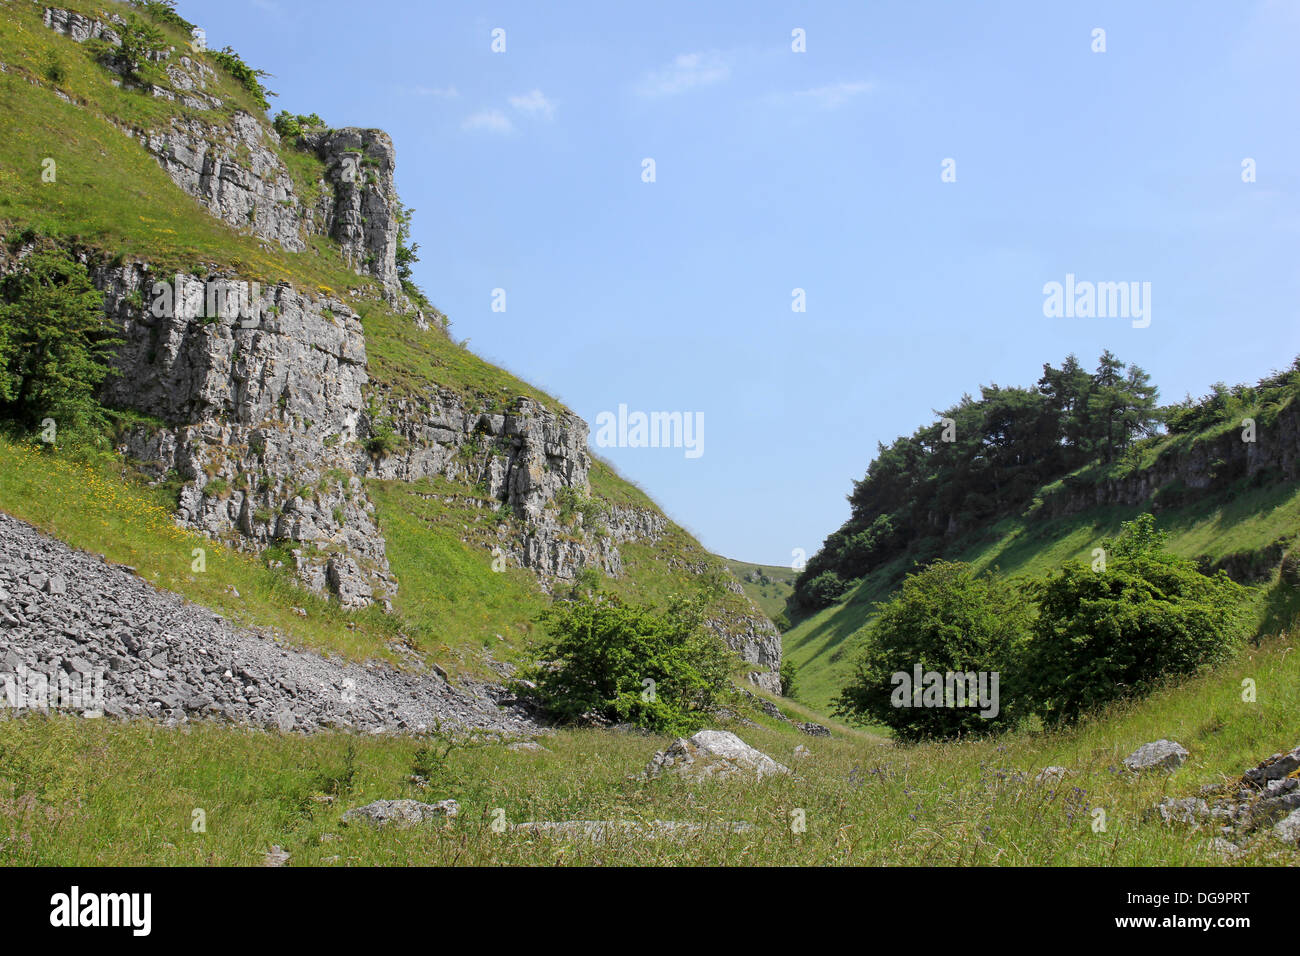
[724,558,796,621]
[786,471,1300,715]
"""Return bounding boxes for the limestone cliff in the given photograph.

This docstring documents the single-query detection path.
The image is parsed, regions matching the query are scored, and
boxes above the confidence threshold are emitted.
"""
[15,7,785,692]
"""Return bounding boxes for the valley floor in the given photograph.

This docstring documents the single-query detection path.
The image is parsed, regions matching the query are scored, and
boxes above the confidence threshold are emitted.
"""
[1,629,1296,865]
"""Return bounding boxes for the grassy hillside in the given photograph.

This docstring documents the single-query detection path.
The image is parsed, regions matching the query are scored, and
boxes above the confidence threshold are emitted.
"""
[786,462,1300,715]
[2,627,1296,865]
[725,558,796,622]
[0,0,774,686]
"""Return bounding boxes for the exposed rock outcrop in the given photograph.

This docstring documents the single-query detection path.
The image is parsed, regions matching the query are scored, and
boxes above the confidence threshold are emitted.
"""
[299,127,401,298]
[644,730,790,782]
[1150,743,1300,856]
[26,9,785,688]
[1044,400,1300,521]
[342,799,459,827]
[1123,739,1189,773]
[95,263,395,608]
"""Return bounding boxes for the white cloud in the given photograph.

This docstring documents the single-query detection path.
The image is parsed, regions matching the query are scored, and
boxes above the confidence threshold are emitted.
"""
[461,109,513,133]
[508,89,555,119]
[412,85,459,98]
[636,51,730,97]
[781,80,874,110]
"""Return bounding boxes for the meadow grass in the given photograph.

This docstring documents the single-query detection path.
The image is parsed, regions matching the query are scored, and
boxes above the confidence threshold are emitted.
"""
[0,629,1294,866]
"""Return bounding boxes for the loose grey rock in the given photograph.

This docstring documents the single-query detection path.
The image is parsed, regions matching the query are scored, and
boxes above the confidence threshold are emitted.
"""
[506,741,547,753]
[1034,766,1069,785]
[1272,808,1300,846]
[1244,745,1300,788]
[644,730,790,781]
[1124,740,1189,773]
[263,845,290,867]
[341,799,459,828]
[1153,797,1210,825]
[0,511,538,735]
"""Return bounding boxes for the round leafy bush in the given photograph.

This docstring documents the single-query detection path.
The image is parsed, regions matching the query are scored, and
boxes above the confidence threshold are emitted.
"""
[1024,514,1251,724]
[520,592,734,736]
[835,560,1030,741]
[800,570,852,608]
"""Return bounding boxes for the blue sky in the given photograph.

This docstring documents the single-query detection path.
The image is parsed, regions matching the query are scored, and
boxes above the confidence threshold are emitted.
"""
[185,0,1300,566]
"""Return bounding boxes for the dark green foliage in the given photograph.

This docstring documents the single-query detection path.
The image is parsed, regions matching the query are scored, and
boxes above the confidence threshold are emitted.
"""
[801,570,852,607]
[272,111,327,140]
[1024,514,1252,724]
[86,14,167,86]
[209,46,275,112]
[128,0,196,34]
[0,244,121,435]
[778,658,799,699]
[794,351,1179,608]
[519,590,736,735]
[835,561,1030,741]
[363,403,402,459]
[42,51,65,84]
[393,199,434,310]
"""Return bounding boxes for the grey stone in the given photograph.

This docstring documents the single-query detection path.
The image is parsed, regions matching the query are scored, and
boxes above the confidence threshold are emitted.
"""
[263,845,290,867]
[1272,809,1300,846]
[644,730,790,782]
[1124,740,1189,773]
[341,799,459,828]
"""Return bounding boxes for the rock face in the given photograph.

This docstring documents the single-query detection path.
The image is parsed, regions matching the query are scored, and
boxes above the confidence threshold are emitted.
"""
[1043,399,1300,524]
[0,511,537,734]
[1274,809,1300,847]
[43,7,123,45]
[136,111,304,251]
[644,730,790,781]
[95,263,395,608]
[341,799,459,827]
[1148,743,1300,855]
[42,9,400,295]
[299,127,402,298]
[25,11,785,689]
[1123,739,1189,773]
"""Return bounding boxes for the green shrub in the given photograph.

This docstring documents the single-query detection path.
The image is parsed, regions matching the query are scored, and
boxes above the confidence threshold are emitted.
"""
[129,0,196,34]
[519,590,735,735]
[779,658,800,699]
[1024,514,1252,724]
[0,244,121,436]
[835,560,1030,741]
[801,569,852,608]
[209,46,274,111]
[364,418,401,459]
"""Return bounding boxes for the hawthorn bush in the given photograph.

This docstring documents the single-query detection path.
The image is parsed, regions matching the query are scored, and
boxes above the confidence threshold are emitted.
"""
[520,591,734,735]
